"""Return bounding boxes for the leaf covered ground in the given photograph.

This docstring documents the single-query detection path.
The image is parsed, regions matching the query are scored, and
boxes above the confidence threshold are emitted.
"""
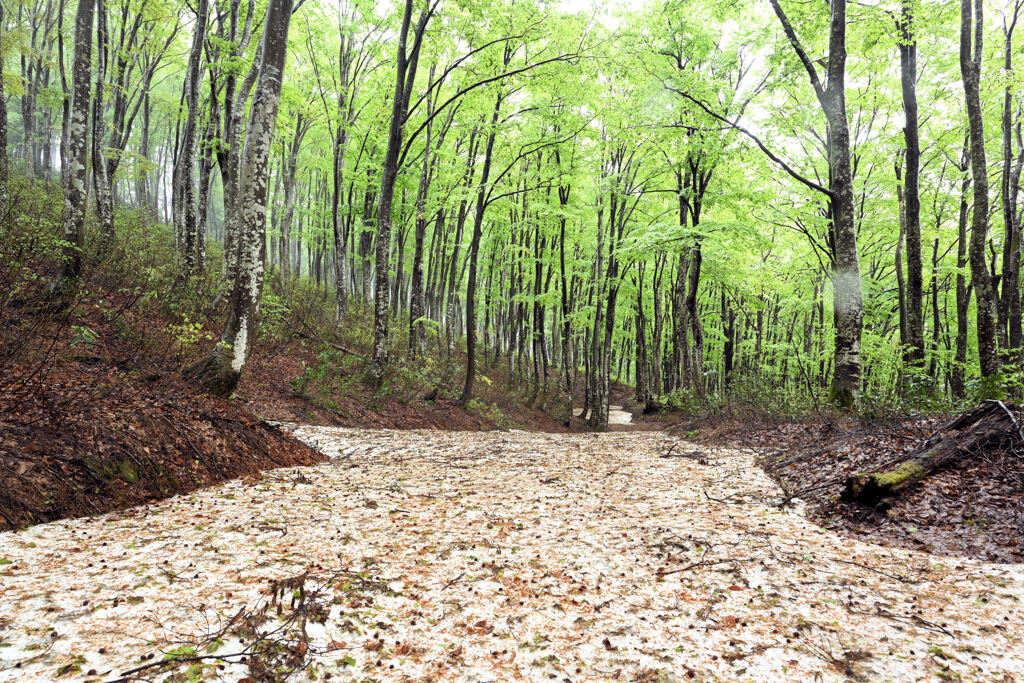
[680,415,1024,562]
[1,428,1022,681]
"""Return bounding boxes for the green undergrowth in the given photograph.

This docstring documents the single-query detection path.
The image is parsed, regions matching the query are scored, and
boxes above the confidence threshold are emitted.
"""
[0,177,539,429]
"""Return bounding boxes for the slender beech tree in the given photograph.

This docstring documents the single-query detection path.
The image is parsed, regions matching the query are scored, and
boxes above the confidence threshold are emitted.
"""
[279,112,310,281]
[898,0,925,365]
[188,0,296,395]
[961,0,999,380]
[366,0,433,388]
[91,0,113,244]
[998,1,1024,358]
[0,2,8,213]
[56,0,95,289]
[174,0,210,273]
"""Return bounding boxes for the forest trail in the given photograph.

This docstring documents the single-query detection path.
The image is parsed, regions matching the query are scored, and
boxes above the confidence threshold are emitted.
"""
[1,429,1022,682]
[571,405,635,426]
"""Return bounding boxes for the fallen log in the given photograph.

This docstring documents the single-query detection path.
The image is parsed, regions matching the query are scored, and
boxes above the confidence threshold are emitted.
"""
[842,401,1019,506]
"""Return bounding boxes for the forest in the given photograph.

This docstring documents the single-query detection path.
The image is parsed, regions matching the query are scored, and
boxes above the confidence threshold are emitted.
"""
[8,0,1024,423]
[2,0,1024,680]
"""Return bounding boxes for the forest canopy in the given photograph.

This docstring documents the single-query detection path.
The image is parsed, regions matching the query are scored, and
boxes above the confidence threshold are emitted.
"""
[2,0,1022,424]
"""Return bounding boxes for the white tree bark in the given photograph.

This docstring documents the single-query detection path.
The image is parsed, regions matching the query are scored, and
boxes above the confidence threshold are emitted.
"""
[56,0,94,288]
[187,0,294,395]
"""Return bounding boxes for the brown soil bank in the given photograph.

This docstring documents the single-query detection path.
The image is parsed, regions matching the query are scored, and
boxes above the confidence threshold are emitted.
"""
[0,179,656,531]
[0,353,324,530]
[676,412,1024,563]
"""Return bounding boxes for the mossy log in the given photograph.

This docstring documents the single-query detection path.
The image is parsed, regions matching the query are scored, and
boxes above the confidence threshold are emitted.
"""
[842,401,1018,506]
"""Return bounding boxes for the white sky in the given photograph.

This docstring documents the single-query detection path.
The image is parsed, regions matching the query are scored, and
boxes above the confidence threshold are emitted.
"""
[556,0,650,28]
[557,0,648,10]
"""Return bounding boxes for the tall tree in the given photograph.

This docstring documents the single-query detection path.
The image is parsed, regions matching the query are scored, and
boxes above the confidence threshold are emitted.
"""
[0,2,8,213]
[998,1,1024,358]
[174,0,210,273]
[56,0,95,289]
[757,0,864,408]
[366,0,433,388]
[961,0,999,380]
[898,0,925,366]
[187,0,296,395]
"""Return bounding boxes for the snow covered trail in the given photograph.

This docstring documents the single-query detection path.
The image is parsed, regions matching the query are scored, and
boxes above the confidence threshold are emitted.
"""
[1,429,1022,682]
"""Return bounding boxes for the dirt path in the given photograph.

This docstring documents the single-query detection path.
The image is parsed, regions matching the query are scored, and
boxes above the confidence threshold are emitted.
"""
[1,429,1022,681]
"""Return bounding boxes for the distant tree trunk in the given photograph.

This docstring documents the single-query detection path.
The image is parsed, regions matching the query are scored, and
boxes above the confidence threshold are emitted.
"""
[360,184,375,305]
[328,45,355,319]
[929,238,942,378]
[722,288,735,386]
[446,128,479,357]
[999,9,1023,358]
[56,0,94,288]
[531,228,549,406]
[952,144,972,398]
[635,265,650,404]
[20,2,37,180]
[91,0,115,245]
[670,251,689,393]
[367,0,430,388]
[269,153,283,273]
[651,253,665,397]
[946,145,970,401]
[0,3,7,213]
[586,200,606,424]
[196,118,215,270]
[459,94,501,407]
[898,0,925,365]
[187,0,294,396]
[136,94,153,215]
[685,242,704,393]
[409,65,436,357]
[174,0,209,274]
[280,114,308,282]
[557,173,574,424]
[961,0,999,381]
[895,165,908,351]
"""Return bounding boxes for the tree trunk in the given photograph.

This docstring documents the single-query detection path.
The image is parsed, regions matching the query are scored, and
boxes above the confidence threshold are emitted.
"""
[952,143,972,398]
[409,65,436,357]
[0,2,7,214]
[367,0,429,388]
[899,0,925,365]
[999,13,1023,358]
[91,0,115,245]
[446,129,479,357]
[196,118,215,270]
[187,0,293,396]
[558,180,574,424]
[843,401,1018,505]
[459,95,501,406]
[651,254,665,397]
[56,0,94,288]
[962,0,1000,382]
[174,0,209,273]
[770,0,863,408]
[823,3,863,409]
[280,114,307,282]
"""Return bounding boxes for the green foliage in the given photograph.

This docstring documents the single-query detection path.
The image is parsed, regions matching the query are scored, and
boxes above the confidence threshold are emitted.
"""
[464,397,510,428]
[9,0,1024,420]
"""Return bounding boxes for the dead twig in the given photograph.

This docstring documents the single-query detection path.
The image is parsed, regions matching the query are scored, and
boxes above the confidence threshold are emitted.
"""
[829,558,922,585]
[441,572,466,590]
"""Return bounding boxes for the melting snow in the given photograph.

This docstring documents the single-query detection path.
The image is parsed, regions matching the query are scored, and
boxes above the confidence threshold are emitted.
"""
[0,428,1021,681]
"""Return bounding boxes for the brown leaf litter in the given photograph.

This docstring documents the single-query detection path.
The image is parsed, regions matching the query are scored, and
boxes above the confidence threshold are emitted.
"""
[0,429,1021,681]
